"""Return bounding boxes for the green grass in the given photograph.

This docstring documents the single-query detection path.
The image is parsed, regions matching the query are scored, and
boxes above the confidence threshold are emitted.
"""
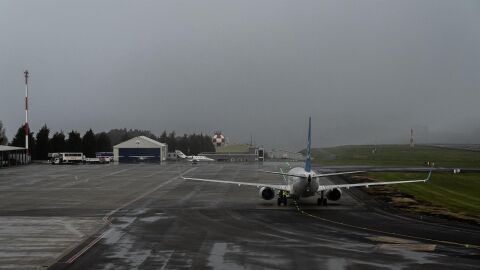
[368,172,480,218]
[215,144,250,153]
[313,144,480,168]
[311,144,480,219]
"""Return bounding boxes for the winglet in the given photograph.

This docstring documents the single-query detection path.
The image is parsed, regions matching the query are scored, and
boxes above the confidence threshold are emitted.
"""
[305,117,312,172]
[425,170,432,181]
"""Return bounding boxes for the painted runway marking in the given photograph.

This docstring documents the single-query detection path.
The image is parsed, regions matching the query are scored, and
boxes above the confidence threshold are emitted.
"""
[65,167,198,264]
[159,250,175,270]
[62,221,85,238]
[142,171,160,178]
[293,200,480,250]
[49,174,71,178]
[105,169,130,176]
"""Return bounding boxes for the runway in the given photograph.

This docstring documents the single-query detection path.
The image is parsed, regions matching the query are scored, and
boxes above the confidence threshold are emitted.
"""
[0,163,478,269]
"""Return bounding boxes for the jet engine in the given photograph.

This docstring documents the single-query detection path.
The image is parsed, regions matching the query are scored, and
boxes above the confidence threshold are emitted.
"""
[326,188,342,201]
[259,187,275,200]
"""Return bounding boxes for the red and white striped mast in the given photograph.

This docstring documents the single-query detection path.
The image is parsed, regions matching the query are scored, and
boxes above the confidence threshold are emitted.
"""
[24,70,29,154]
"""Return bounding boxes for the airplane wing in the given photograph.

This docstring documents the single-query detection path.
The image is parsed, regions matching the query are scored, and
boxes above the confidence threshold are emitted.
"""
[317,171,431,191]
[180,176,290,191]
[258,170,364,178]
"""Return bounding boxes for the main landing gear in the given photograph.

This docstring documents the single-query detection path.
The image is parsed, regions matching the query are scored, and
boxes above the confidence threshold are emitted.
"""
[317,191,328,206]
[277,191,288,206]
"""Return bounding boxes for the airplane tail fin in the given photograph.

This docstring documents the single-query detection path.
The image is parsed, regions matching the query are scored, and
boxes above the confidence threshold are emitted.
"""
[175,150,187,159]
[305,117,312,172]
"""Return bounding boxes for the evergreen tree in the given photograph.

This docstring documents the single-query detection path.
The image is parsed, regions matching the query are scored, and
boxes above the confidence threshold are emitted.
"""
[189,133,201,155]
[50,132,66,153]
[35,124,50,160]
[106,128,128,146]
[167,131,177,152]
[82,129,96,157]
[66,130,82,152]
[95,132,112,152]
[178,134,189,154]
[120,132,131,142]
[0,121,7,145]
[159,131,167,144]
[203,135,215,152]
[10,124,35,156]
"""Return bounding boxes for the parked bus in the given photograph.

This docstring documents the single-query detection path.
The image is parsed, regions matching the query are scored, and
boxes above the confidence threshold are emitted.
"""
[49,153,84,164]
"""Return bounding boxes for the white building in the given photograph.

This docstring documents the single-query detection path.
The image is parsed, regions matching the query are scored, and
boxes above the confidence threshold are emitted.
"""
[113,136,167,163]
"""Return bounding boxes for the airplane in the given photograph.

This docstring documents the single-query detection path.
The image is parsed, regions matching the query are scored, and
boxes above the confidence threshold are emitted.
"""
[181,117,431,206]
[115,155,156,162]
[130,156,155,161]
[175,150,215,164]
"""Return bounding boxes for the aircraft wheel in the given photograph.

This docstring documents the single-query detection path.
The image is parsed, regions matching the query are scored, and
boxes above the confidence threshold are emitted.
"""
[277,198,282,206]
[282,197,288,206]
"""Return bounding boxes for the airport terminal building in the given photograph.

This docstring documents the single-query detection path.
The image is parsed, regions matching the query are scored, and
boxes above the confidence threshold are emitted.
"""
[113,136,167,163]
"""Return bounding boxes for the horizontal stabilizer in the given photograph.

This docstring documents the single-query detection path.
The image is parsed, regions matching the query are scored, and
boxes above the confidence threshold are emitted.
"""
[258,170,364,178]
[258,170,305,178]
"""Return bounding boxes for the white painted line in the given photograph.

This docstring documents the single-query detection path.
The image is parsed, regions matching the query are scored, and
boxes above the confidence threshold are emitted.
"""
[66,167,197,264]
[159,250,175,270]
[63,221,85,238]
[293,200,480,250]
[142,172,160,178]
[105,169,130,176]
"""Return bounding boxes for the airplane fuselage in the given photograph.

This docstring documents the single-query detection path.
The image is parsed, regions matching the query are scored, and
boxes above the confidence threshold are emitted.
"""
[188,155,214,162]
[287,167,319,198]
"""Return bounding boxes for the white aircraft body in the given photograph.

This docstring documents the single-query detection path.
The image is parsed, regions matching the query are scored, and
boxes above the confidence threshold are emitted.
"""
[181,117,431,206]
[175,150,214,163]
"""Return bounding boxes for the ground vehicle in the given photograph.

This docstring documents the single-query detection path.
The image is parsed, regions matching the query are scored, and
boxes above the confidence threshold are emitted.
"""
[84,156,110,164]
[83,157,101,164]
[49,153,84,164]
[96,152,114,162]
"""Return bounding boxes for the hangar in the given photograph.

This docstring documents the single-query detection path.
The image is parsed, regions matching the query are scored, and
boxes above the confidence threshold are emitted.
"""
[113,136,167,163]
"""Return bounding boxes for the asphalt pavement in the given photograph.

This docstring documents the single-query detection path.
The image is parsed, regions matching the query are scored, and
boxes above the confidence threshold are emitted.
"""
[0,163,478,269]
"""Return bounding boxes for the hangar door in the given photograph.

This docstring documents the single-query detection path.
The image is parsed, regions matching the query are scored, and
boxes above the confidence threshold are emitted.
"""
[118,148,161,163]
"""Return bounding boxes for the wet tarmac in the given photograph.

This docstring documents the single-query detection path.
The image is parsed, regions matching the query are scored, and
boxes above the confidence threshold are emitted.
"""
[0,163,478,269]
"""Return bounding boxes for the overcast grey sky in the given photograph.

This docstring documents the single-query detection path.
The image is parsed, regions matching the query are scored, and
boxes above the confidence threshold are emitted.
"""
[1,0,479,150]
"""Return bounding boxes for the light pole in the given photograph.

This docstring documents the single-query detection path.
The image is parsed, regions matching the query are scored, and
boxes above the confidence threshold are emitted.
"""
[24,70,29,155]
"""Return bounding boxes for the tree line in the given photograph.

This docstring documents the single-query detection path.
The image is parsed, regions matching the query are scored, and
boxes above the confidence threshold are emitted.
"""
[1,121,215,159]
[7,124,112,160]
[107,128,215,155]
